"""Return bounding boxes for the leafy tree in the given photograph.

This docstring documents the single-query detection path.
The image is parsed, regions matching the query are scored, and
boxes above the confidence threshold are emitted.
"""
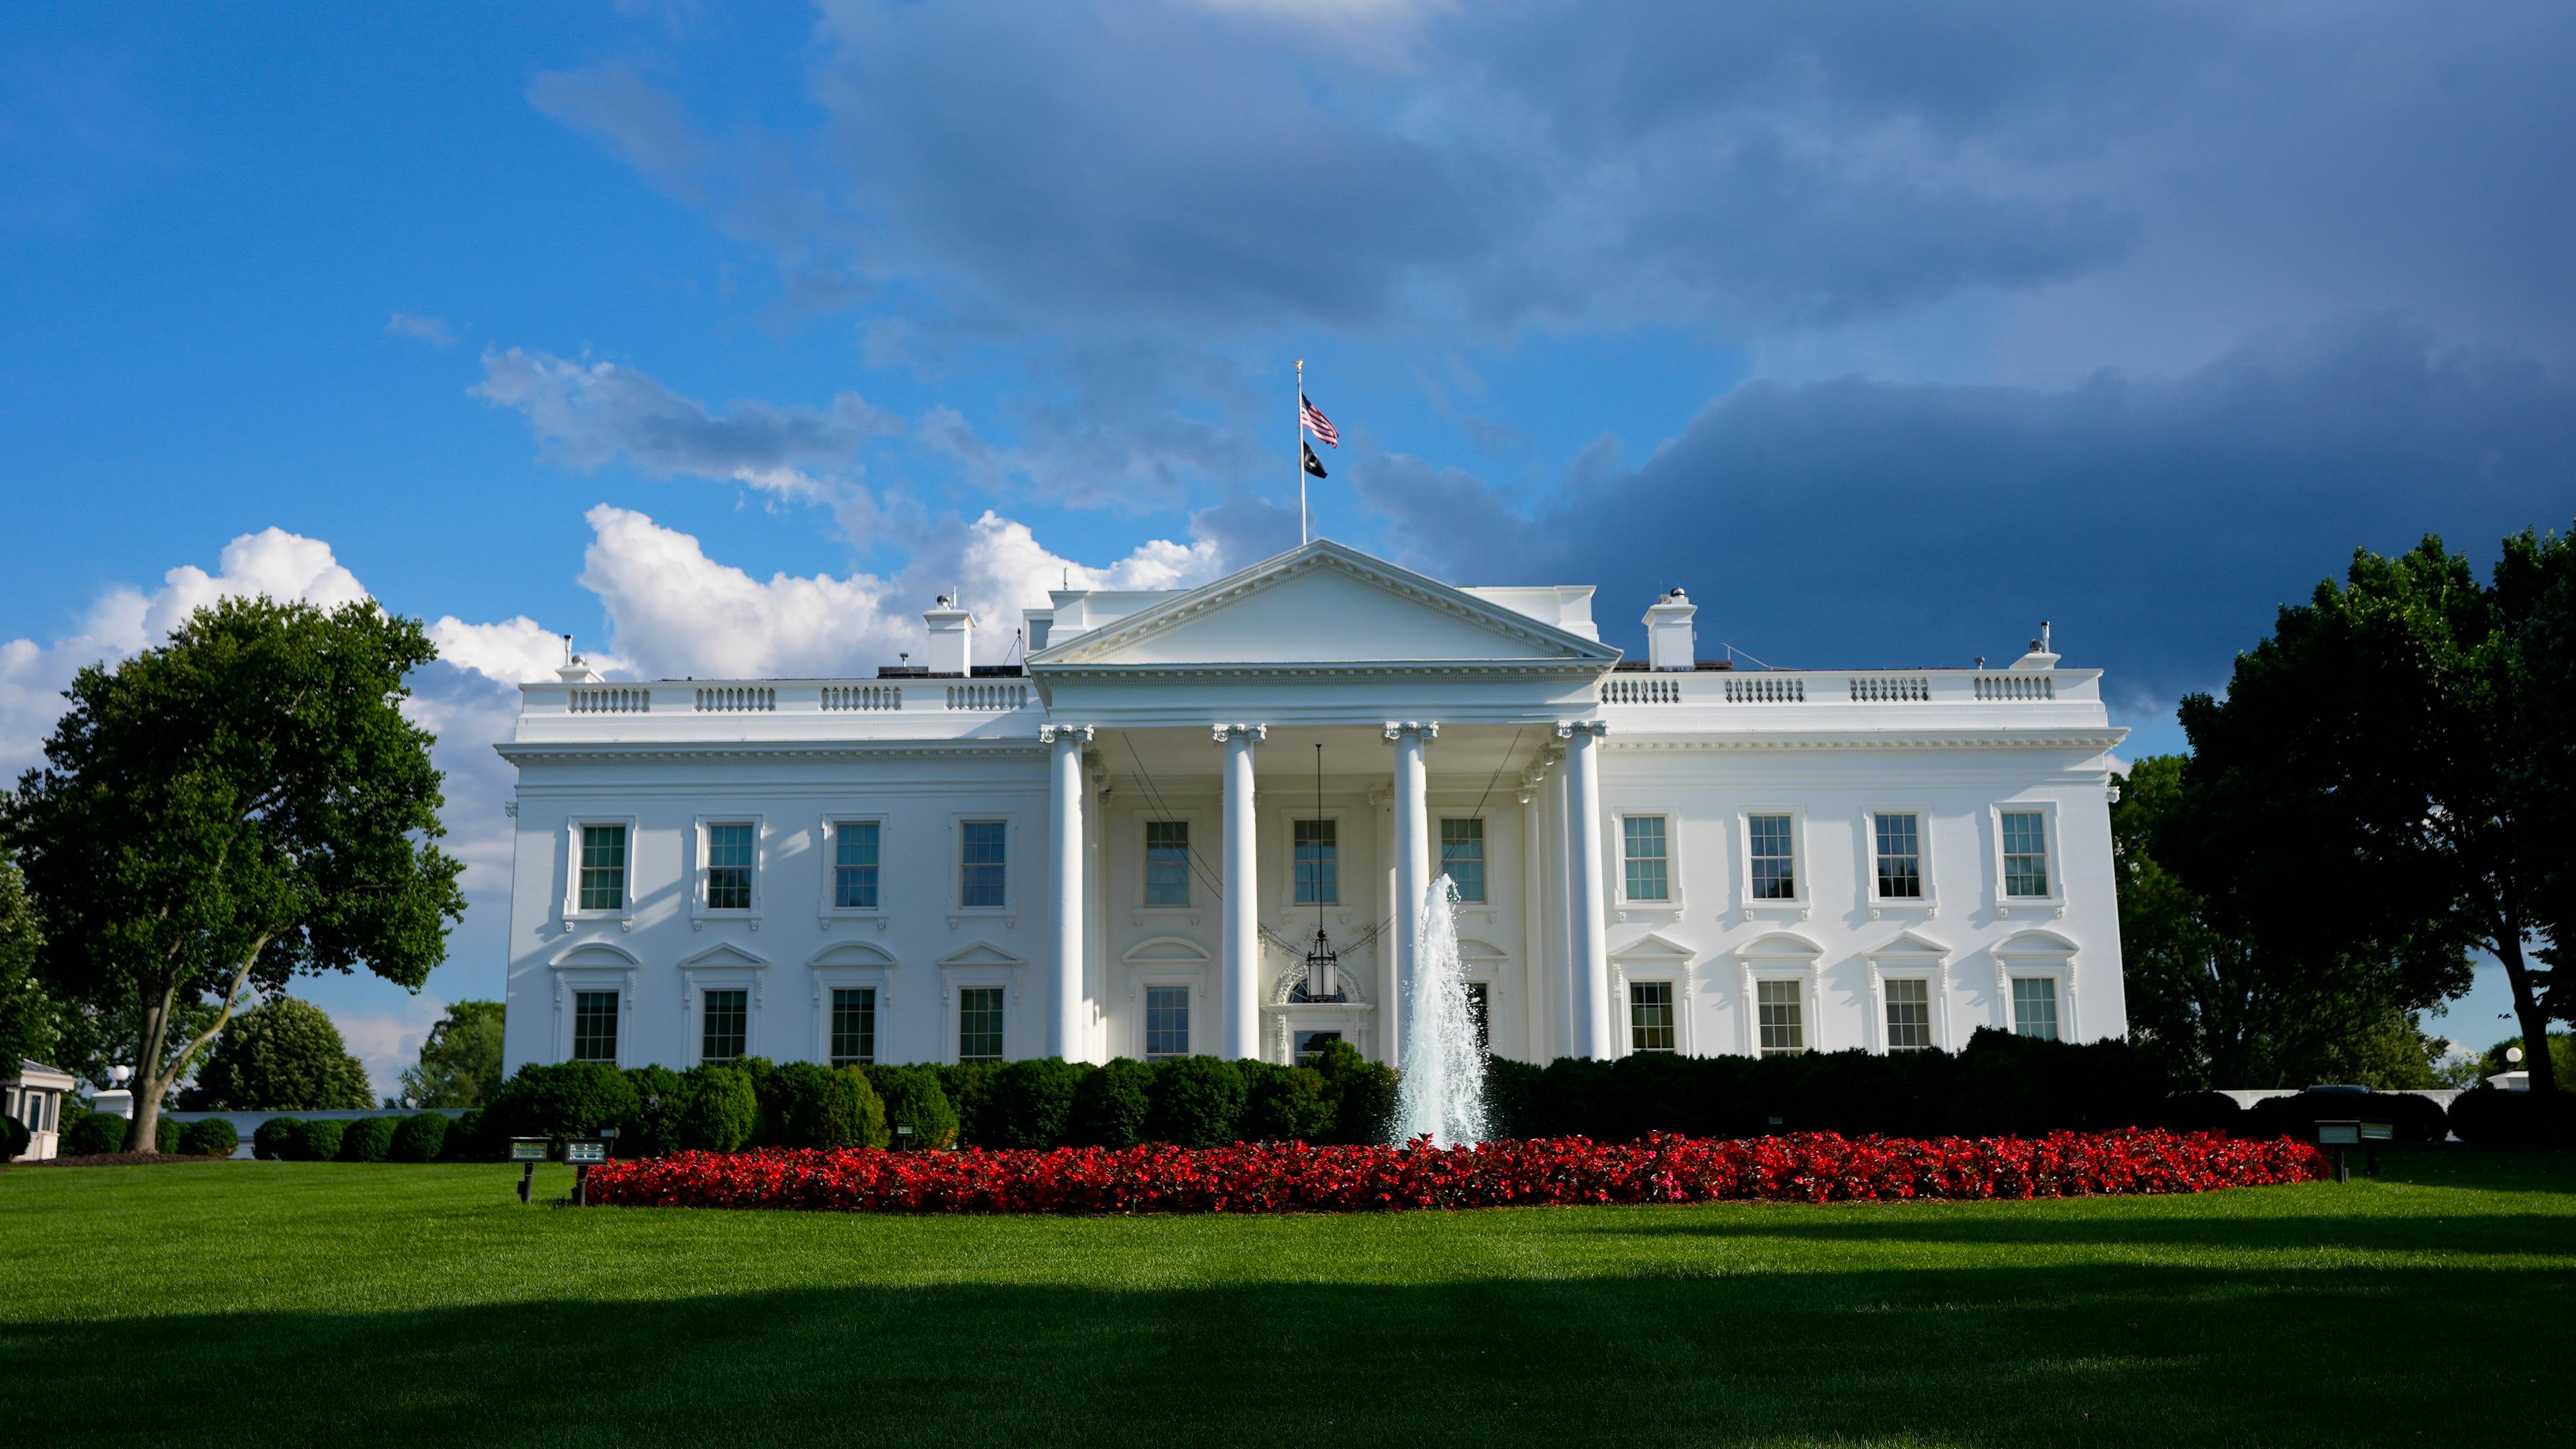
[2174,529,2575,1126]
[3,597,465,1151]
[178,995,373,1110]
[396,1000,504,1108]
[0,855,60,1069]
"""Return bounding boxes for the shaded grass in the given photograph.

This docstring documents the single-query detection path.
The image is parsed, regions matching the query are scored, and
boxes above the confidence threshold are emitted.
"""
[2,1145,2571,1447]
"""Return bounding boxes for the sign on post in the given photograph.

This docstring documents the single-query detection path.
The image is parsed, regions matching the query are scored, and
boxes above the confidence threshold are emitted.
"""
[508,1136,549,1203]
[565,1137,610,1206]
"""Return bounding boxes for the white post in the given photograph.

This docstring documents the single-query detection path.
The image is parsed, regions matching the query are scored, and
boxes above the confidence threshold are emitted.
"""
[1217,723,1265,1059]
[1547,749,1574,1060]
[1561,721,1613,1059]
[1044,724,1091,1062]
[1386,720,1434,1065]
[1296,359,1307,546]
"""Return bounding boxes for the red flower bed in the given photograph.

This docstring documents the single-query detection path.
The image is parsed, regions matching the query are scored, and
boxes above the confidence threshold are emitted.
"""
[582,1130,2324,1214]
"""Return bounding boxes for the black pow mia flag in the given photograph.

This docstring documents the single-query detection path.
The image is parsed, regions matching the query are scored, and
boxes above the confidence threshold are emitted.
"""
[1301,440,1328,478]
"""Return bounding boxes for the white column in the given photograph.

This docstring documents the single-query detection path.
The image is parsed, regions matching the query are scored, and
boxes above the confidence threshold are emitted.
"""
[1385,720,1435,1064]
[1519,782,1546,1061]
[1216,722,1265,1059]
[1561,720,1613,1059]
[1546,748,1574,1060]
[1044,724,1091,1061]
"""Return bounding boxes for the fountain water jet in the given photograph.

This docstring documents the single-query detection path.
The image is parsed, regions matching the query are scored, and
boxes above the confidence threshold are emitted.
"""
[1392,873,1489,1147]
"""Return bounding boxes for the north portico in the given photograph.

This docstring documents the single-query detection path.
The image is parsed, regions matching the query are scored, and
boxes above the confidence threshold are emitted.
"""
[497,539,2129,1076]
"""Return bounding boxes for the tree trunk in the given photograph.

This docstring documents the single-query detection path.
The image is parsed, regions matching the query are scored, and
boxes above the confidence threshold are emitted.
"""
[2493,930,2559,1137]
[127,979,180,1154]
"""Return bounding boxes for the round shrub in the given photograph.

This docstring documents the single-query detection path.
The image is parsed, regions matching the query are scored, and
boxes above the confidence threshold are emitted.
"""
[618,1065,688,1157]
[292,1117,345,1161]
[1071,1058,1154,1147]
[2244,1089,2448,1144]
[763,1061,887,1149]
[987,1058,1086,1148]
[2,1114,30,1160]
[441,1107,498,1161]
[155,1116,180,1154]
[1314,1040,1397,1145]
[64,1113,124,1156]
[490,1061,639,1141]
[1242,1063,1333,1143]
[2156,1092,2244,1134]
[863,1064,957,1149]
[388,1112,450,1163]
[936,1063,998,1146]
[253,1116,303,1160]
[2447,1087,2573,1144]
[178,1118,239,1157]
[336,1115,398,1163]
[1147,1056,1246,1147]
[672,1065,759,1153]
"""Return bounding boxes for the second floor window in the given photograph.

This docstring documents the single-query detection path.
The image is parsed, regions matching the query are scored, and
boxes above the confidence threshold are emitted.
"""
[1874,813,1923,899]
[578,824,626,912]
[2001,811,2051,896]
[1440,818,1487,902]
[830,987,876,1067]
[960,820,1008,908]
[1294,819,1337,904]
[706,823,755,910]
[700,988,747,1063]
[1629,981,1675,1053]
[1748,814,1796,900]
[1144,820,1191,906]
[1622,816,1669,901]
[1144,985,1189,1059]
[1885,978,1931,1051]
[959,986,1004,1062]
[834,822,880,910]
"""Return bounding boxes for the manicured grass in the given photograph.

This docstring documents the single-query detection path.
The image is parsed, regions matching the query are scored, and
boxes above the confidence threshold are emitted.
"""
[3,1147,2571,1447]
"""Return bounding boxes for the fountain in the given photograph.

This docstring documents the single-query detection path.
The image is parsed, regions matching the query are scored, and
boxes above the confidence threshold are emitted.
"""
[1392,873,1489,1147]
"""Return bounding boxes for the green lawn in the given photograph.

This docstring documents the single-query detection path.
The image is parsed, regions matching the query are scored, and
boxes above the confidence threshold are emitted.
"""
[3,1148,2571,1447]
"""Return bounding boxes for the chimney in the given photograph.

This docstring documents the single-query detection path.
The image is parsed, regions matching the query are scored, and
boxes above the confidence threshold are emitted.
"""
[1642,587,1697,672]
[2008,620,2061,671]
[923,594,975,676]
[557,656,603,684]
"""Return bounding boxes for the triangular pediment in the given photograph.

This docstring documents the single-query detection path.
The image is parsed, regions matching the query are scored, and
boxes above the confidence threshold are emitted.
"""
[1611,930,1696,963]
[680,942,769,971]
[938,941,1028,969]
[1031,540,1619,669]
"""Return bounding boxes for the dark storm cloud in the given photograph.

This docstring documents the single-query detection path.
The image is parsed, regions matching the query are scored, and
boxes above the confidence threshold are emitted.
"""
[1359,314,2576,707]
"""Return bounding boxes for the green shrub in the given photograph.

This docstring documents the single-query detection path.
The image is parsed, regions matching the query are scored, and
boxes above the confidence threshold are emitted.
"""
[441,1107,498,1161]
[618,1065,688,1157]
[672,1065,759,1152]
[3,1114,30,1160]
[2155,1091,2245,1134]
[388,1112,450,1163]
[2446,1087,2573,1144]
[1241,1063,1333,1142]
[253,1116,303,1160]
[291,1117,345,1161]
[155,1116,180,1153]
[987,1058,1087,1148]
[337,1115,398,1162]
[759,1061,887,1149]
[863,1065,957,1149]
[1315,1040,1397,1144]
[490,1061,639,1140]
[64,1113,124,1156]
[1071,1058,1155,1147]
[178,1118,239,1157]
[1147,1055,1246,1146]
[936,1063,998,1146]
[2243,1089,2449,1144]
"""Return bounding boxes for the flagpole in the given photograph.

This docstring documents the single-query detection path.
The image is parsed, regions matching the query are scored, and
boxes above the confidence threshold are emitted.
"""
[1296,358,1307,545]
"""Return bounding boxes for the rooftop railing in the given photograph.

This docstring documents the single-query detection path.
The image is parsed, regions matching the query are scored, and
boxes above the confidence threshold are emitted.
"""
[531,678,1038,717]
[1599,669,2092,708]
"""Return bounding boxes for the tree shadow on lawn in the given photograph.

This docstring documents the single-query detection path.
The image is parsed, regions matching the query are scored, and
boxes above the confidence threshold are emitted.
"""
[1578,1205,2576,1258]
[10,1256,2571,1448]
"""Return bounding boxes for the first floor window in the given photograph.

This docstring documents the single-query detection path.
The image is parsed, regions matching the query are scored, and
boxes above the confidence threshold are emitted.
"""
[830,988,876,1067]
[1748,814,1796,900]
[2001,810,2051,897]
[1464,981,1491,1053]
[1294,1030,1342,1065]
[1629,981,1676,1053]
[1144,985,1189,1059]
[1622,816,1670,902]
[1756,979,1805,1055]
[1144,820,1191,906]
[578,824,627,912]
[572,990,619,1063]
[700,988,748,1063]
[959,986,1004,1062]
[706,823,755,911]
[834,822,880,910]
[2012,977,2061,1040]
[960,820,1008,908]
[1874,812,1923,900]
[1294,818,1338,904]
[1440,818,1487,902]
[1885,977,1932,1051]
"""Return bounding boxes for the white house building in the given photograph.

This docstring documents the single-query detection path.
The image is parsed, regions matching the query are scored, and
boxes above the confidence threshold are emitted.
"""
[498,539,2127,1076]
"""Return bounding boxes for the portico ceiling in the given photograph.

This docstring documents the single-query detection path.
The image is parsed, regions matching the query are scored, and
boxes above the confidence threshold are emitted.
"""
[1091,721,1550,794]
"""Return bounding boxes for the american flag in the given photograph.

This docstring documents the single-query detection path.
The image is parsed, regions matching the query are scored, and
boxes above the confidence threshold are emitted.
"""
[1299,392,1339,447]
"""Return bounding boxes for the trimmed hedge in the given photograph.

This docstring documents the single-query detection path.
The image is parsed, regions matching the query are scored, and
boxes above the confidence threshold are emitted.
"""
[2244,1089,2449,1145]
[388,1112,451,1163]
[1315,1041,1399,1145]
[3,1114,30,1160]
[156,1116,180,1154]
[1147,1056,1248,1147]
[178,1118,239,1157]
[489,1061,639,1141]
[291,1117,345,1161]
[987,1058,1085,1149]
[336,1115,399,1163]
[936,1064,998,1147]
[254,1116,303,1160]
[760,1062,887,1149]
[2447,1087,2575,1144]
[2155,1091,2244,1134]
[64,1114,123,1155]
[1242,1062,1334,1142]
[1071,1058,1154,1147]
[864,1065,959,1149]
[442,1107,498,1161]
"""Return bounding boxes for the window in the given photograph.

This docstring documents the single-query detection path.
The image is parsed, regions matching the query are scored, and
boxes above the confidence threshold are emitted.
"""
[1622,816,1669,901]
[1756,979,1804,1055]
[960,820,1008,908]
[1885,978,1932,1051]
[578,825,627,912]
[1293,1030,1342,1065]
[959,986,1005,1062]
[1748,814,1796,900]
[2012,977,2060,1040]
[572,990,619,1063]
[1144,820,1191,907]
[1629,981,1676,1053]
[1464,981,1491,1053]
[700,988,747,1064]
[1293,819,1338,904]
[833,823,880,910]
[1144,985,1189,1059]
[830,988,876,1067]
[705,823,755,910]
[1440,818,1487,902]
[1874,813,1923,900]
[2001,811,2050,897]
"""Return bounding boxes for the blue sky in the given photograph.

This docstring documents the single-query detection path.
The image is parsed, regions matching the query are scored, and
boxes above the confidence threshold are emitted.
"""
[4,2,2567,1088]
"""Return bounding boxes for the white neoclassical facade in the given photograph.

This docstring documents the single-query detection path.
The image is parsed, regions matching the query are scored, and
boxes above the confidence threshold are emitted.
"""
[497,539,2127,1075]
